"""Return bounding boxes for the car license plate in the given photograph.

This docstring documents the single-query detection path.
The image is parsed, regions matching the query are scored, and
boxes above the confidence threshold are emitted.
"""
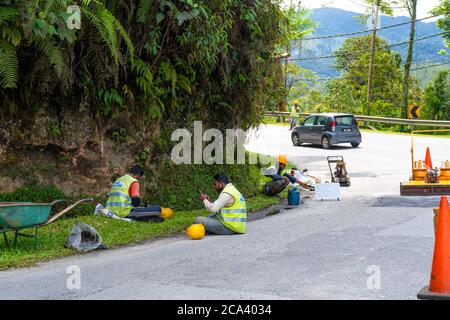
[344,128,352,132]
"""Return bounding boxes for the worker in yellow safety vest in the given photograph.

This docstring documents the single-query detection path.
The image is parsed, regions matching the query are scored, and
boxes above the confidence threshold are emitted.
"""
[105,165,144,217]
[290,103,300,131]
[195,174,247,235]
[101,165,165,222]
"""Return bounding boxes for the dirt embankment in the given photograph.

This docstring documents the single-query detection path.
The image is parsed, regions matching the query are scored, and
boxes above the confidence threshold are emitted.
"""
[0,106,160,196]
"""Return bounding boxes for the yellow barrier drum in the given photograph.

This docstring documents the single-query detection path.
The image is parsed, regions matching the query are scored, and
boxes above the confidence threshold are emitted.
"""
[439,161,450,180]
[413,161,428,181]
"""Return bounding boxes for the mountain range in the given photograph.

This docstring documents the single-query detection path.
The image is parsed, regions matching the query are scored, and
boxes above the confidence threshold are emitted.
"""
[296,7,449,81]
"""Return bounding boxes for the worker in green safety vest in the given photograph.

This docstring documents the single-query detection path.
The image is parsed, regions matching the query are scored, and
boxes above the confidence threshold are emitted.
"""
[195,173,247,235]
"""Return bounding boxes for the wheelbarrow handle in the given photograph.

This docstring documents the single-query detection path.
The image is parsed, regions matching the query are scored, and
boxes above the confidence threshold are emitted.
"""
[41,198,94,227]
[50,199,68,206]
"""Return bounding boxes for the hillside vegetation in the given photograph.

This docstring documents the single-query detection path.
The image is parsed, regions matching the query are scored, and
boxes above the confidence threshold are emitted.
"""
[0,0,288,200]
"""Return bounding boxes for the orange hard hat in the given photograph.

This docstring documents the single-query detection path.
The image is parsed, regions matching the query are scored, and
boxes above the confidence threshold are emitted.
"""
[278,155,288,165]
[186,224,205,240]
[161,208,174,219]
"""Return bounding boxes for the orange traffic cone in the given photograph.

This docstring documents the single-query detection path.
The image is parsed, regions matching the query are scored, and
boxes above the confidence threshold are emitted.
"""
[425,147,433,169]
[418,196,450,300]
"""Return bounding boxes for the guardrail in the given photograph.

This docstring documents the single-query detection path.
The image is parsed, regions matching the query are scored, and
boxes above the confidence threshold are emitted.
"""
[264,111,450,128]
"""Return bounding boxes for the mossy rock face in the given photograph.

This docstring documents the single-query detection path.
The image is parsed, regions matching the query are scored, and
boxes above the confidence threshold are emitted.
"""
[0,152,266,214]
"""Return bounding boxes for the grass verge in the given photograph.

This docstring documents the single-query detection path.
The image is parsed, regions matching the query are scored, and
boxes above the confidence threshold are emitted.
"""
[0,191,287,270]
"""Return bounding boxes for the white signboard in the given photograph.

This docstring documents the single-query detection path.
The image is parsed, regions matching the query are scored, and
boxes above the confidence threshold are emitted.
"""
[315,183,342,201]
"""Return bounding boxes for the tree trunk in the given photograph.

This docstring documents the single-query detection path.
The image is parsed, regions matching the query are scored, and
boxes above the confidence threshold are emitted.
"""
[402,0,417,126]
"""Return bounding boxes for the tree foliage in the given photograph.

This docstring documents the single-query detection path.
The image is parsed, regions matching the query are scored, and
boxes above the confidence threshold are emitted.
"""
[432,0,450,49]
[296,35,422,119]
[284,62,315,102]
[0,0,292,132]
[329,35,405,116]
[423,71,450,120]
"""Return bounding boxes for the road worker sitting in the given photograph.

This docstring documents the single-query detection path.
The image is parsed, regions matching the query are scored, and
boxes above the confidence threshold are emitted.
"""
[195,174,247,235]
[95,165,169,222]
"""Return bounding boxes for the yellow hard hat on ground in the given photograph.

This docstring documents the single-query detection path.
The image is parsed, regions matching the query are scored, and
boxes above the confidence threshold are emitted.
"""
[278,155,288,165]
[186,224,205,240]
[161,208,174,219]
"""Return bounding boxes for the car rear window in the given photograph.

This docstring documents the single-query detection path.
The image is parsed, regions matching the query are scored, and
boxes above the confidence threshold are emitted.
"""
[335,116,357,126]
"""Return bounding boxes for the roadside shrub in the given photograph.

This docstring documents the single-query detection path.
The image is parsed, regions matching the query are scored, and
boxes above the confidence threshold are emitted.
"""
[145,155,263,211]
[0,186,105,218]
[0,186,64,203]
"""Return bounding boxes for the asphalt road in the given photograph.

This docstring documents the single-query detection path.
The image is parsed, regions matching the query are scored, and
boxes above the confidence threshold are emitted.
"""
[0,125,449,300]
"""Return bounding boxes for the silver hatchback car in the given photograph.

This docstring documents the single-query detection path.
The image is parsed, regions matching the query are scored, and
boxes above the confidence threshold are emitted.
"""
[291,113,362,149]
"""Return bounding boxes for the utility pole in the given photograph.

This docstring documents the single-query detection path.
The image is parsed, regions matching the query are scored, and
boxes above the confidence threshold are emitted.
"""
[367,3,380,116]
[282,0,295,112]
[284,56,288,111]
[402,0,417,126]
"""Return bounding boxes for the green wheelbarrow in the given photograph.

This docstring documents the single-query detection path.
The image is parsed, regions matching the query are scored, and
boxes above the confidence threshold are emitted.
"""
[0,198,93,251]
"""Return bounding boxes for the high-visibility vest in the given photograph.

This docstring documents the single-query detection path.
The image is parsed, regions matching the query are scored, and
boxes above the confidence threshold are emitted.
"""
[106,174,137,217]
[218,184,247,234]
[290,108,299,118]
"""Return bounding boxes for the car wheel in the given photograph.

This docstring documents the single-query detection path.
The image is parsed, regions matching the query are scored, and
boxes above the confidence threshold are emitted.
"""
[292,133,302,146]
[321,136,331,149]
[351,142,360,148]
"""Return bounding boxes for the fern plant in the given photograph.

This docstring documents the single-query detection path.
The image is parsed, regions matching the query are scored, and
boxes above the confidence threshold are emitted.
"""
[34,38,64,76]
[0,0,135,89]
[137,0,154,23]
[0,39,18,88]
[0,4,19,88]
[131,57,165,119]
[0,5,18,25]
[80,0,134,65]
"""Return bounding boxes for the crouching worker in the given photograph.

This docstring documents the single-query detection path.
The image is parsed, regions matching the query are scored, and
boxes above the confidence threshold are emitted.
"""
[194,174,247,235]
[290,167,322,187]
[95,165,172,222]
[263,155,314,196]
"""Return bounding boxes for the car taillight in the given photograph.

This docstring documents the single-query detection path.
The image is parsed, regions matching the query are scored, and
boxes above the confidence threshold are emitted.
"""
[331,121,336,132]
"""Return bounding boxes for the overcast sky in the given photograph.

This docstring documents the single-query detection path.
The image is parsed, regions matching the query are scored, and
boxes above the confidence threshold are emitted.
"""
[284,0,441,19]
